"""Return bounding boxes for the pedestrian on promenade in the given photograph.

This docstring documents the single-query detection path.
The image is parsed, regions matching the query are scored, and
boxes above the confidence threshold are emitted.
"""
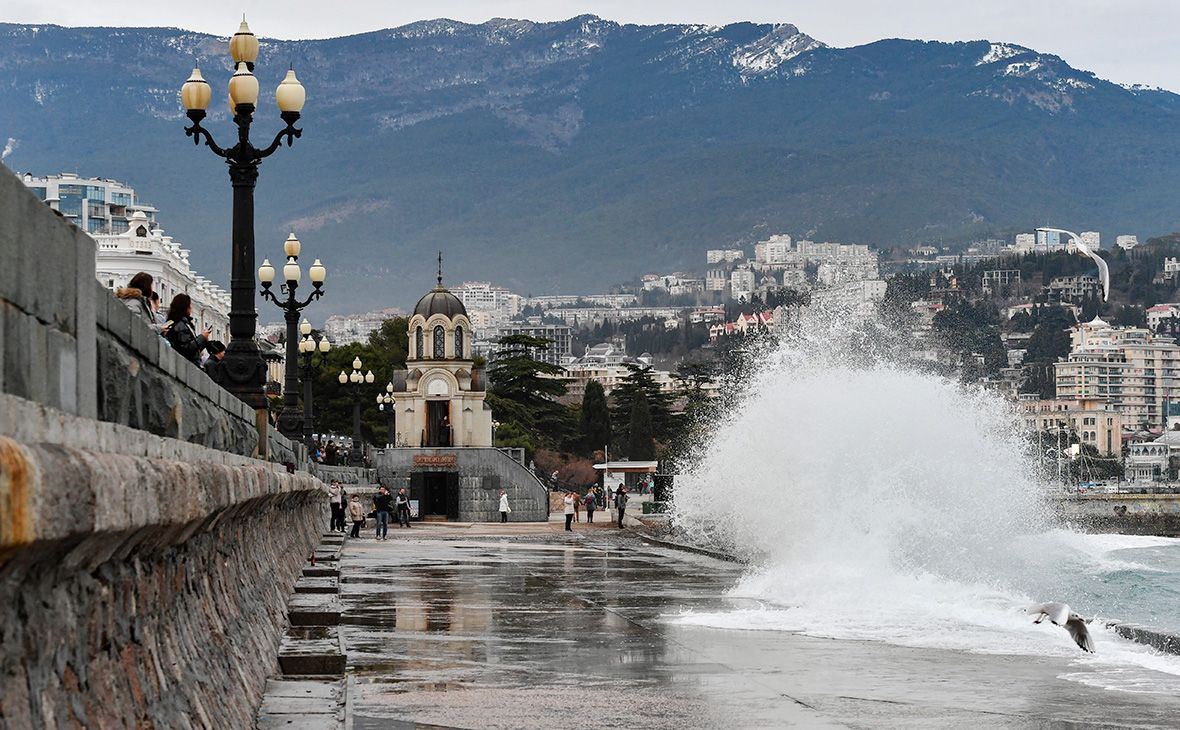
[325,441,339,466]
[616,486,628,529]
[347,494,366,538]
[499,491,511,523]
[563,491,576,531]
[573,491,580,522]
[328,480,345,532]
[396,488,412,528]
[585,490,596,523]
[202,340,226,384]
[164,294,210,366]
[117,272,156,325]
[374,486,393,540]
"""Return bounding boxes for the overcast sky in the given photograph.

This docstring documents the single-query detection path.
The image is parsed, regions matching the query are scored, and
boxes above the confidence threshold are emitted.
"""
[4,0,1178,91]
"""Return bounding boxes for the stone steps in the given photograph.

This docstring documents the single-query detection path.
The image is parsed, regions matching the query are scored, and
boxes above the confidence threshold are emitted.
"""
[295,576,340,594]
[278,627,347,675]
[255,678,344,730]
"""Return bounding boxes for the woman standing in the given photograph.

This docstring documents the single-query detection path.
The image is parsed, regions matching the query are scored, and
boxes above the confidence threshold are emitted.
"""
[563,492,575,531]
[585,490,596,523]
[164,293,210,366]
[117,272,156,325]
[347,494,366,538]
[498,491,510,523]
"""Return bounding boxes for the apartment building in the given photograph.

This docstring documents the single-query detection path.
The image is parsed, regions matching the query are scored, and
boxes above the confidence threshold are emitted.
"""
[1016,395,1123,456]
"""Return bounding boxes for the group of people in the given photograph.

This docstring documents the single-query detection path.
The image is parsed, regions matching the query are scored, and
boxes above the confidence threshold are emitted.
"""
[330,482,413,540]
[313,439,357,466]
[117,272,225,379]
[563,484,628,531]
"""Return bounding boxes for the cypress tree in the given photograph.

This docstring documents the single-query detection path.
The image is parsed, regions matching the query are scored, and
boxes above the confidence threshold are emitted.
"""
[628,391,655,460]
[580,379,612,456]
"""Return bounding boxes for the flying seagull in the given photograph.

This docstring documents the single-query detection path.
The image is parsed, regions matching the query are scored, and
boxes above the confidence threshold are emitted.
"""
[1027,602,1095,653]
[1037,227,1110,301]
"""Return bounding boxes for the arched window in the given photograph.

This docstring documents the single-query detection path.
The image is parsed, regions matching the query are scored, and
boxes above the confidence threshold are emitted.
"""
[415,327,423,359]
[454,326,464,359]
[433,325,446,359]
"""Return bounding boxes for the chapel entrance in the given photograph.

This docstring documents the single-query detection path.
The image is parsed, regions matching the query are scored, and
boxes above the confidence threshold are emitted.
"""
[425,400,452,447]
[414,471,459,520]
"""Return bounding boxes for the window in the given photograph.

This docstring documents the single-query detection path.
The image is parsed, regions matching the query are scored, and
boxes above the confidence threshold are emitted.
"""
[111,192,131,206]
[454,326,464,358]
[415,327,423,358]
[433,325,446,359]
[85,185,105,201]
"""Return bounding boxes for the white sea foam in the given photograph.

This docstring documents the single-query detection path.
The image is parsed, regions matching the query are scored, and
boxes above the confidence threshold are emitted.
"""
[670,312,1180,692]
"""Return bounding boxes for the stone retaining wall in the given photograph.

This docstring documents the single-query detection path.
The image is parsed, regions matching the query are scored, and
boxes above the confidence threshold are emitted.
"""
[0,393,326,729]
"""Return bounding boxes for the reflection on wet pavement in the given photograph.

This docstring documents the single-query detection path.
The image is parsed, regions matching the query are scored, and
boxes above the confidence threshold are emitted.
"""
[339,530,1180,729]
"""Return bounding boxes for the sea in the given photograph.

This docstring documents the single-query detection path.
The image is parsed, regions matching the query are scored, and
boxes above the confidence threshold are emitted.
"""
[670,313,1180,694]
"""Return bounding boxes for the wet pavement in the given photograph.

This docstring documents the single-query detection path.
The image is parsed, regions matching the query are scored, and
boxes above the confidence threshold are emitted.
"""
[338,523,1180,729]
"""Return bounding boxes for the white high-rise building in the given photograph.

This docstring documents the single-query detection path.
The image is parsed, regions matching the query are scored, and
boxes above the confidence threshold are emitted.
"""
[1014,233,1036,253]
[450,281,520,330]
[730,267,756,301]
[1080,231,1101,250]
[1117,235,1140,250]
[754,234,792,265]
[24,173,229,342]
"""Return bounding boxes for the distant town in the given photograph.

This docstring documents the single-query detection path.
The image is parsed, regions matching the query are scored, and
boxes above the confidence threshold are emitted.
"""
[23,169,1180,486]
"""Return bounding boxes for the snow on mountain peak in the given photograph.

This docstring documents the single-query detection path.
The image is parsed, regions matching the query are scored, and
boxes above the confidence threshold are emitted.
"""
[976,42,1028,66]
[733,24,825,75]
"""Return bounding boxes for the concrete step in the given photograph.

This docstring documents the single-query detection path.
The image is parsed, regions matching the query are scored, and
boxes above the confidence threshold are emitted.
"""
[278,627,346,676]
[310,545,342,563]
[303,565,340,578]
[288,594,343,626]
[295,576,339,595]
[256,678,343,730]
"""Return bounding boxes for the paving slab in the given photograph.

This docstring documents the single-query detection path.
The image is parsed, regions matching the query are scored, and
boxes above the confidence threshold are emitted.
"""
[304,565,340,578]
[288,594,342,626]
[278,626,346,676]
[263,679,341,700]
[295,576,339,594]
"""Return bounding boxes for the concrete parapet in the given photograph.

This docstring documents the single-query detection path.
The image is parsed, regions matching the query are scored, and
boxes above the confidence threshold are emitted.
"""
[0,395,328,729]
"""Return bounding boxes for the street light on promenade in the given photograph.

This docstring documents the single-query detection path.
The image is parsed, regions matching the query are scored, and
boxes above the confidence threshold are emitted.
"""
[338,357,375,466]
[377,382,396,447]
[258,234,326,440]
[180,19,306,415]
[296,318,331,452]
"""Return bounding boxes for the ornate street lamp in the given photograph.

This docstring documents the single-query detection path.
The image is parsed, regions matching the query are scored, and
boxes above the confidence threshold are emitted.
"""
[338,357,375,466]
[258,234,326,439]
[377,382,396,447]
[180,18,306,412]
[296,318,331,452]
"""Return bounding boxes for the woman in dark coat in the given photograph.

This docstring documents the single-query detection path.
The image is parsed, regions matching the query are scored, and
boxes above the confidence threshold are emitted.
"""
[165,293,211,366]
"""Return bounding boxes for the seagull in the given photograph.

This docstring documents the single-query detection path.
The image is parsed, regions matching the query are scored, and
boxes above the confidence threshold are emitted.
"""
[1072,238,1110,302]
[1027,602,1095,653]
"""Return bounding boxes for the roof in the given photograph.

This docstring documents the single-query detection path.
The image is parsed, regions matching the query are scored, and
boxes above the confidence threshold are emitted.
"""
[413,285,467,319]
[593,461,658,472]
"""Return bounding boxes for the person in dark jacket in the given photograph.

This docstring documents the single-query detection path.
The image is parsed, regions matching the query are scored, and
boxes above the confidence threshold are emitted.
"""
[164,293,210,366]
[117,272,156,325]
[616,486,628,529]
[373,487,393,540]
[202,340,226,384]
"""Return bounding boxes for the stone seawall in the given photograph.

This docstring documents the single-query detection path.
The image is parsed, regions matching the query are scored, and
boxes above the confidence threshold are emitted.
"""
[0,394,326,729]
[1057,494,1180,537]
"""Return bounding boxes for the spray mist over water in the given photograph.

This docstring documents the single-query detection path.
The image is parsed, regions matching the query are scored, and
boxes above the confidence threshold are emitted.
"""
[671,313,1180,689]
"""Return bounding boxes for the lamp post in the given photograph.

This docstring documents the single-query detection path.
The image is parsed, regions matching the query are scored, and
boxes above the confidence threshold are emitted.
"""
[180,19,306,414]
[492,420,500,449]
[338,357,375,466]
[296,318,331,452]
[377,382,396,447]
[258,234,326,439]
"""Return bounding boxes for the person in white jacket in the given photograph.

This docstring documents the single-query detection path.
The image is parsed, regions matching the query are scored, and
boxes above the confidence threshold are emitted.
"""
[563,492,575,531]
[499,491,510,523]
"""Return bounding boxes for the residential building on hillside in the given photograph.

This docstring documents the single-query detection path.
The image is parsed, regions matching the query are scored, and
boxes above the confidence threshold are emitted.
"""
[323,307,406,345]
[496,322,572,366]
[1080,231,1101,250]
[1014,233,1036,253]
[562,344,676,399]
[1035,229,1064,253]
[1016,395,1123,456]
[1163,258,1180,282]
[1054,318,1180,429]
[982,269,1021,294]
[22,172,157,234]
[810,279,888,316]
[1117,235,1140,250]
[1147,304,1180,331]
[706,268,728,292]
[730,267,756,301]
[754,234,792,265]
[706,249,744,264]
[1045,274,1100,302]
[450,282,521,329]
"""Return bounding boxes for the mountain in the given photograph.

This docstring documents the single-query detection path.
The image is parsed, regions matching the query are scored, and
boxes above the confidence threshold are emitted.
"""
[2,17,1180,315]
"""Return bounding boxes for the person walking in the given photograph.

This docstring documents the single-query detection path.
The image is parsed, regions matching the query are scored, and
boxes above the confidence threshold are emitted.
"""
[327,480,345,532]
[396,488,412,528]
[374,487,393,540]
[563,491,576,531]
[585,490,596,523]
[616,486,629,529]
[347,494,366,538]
[164,294,210,366]
[499,491,510,523]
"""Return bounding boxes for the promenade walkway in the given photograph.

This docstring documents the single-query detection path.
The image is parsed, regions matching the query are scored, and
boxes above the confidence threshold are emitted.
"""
[334,524,1180,729]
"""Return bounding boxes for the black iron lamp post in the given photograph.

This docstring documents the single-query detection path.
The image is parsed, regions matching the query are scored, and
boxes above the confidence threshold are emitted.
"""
[296,319,331,452]
[258,234,326,440]
[377,382,396,447]
[338,357,375,466]
[180,19,306,413]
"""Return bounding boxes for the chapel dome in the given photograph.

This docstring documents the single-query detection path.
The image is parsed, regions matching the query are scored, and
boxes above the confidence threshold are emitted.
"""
[413,284,467,320]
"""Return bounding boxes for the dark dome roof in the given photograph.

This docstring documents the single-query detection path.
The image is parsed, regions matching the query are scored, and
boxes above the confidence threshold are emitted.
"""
[413,286,467,319]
